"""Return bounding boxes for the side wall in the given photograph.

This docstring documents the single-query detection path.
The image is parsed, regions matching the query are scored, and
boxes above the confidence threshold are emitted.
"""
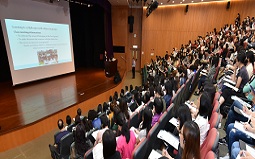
[141,0,255,66]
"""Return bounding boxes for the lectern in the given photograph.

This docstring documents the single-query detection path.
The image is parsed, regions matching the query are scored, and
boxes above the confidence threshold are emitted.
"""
[104,60,117,77]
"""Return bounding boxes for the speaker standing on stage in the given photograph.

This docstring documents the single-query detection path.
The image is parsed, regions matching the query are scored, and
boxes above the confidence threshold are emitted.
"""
[132,57,136,79]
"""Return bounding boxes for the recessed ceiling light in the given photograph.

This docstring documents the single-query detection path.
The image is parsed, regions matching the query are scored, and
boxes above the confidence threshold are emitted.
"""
[191,1,194,2]
[172,1,174,3]
[161,2,163,4]
[180,1,182,3]
[201,0,203,1]
[183,0,185,1]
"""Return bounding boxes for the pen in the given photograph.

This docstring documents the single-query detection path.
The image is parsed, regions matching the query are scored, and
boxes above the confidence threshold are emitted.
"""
[241,151,246,157]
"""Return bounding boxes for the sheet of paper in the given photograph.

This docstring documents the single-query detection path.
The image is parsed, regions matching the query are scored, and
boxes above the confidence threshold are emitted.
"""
[231,96,252,108]
[234,121,255,139]
[130,126,139,138]
[148,149,162,159]
[185,101,197,112]
[246,144,255,158]
[234,106,250,118]
[157,130,179,150]
[169,117,179,127]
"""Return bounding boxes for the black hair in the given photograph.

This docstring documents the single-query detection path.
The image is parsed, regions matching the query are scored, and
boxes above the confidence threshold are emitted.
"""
[198,92,211,119]
[77,108,82,116]
[97,104,103,114]
[177,104,192,130]
[130,85,133,92]
[116,112,130,143]
[103,102,109,113]
[142,106,153,135]
[109,96,113,102]
[153,97,163,115]
[88,109,97,121]
[114,91,118,100]
[66,115,72,126]
[143,91,151,104]
[82,116,92,132]
[119,98,130,120]
[75,115,81,125]
[165,81,173,96]
[149,86,155,97]
[246,51,254,66]
[236,51,247,64]
[75,123,88,156]
[57,119,64,130]
[100,114,109,128]
[103,129,117,158]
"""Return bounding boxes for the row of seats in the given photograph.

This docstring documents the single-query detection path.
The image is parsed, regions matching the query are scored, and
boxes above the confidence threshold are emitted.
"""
[84,67,201,159]
[131,64,221,159]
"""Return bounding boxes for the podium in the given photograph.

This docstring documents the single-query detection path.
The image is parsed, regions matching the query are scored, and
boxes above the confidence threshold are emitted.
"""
[104,60,117,77]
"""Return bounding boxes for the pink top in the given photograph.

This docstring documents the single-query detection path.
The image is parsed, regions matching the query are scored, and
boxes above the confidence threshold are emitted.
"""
[117,130,136,159]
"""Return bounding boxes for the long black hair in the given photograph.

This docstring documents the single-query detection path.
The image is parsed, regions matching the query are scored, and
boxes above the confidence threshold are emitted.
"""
[103,129,117,158]
[141,106,153,135]
[116,112,130,143]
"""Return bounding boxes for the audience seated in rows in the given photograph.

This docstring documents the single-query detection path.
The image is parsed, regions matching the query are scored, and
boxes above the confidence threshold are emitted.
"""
[116,112,136,159]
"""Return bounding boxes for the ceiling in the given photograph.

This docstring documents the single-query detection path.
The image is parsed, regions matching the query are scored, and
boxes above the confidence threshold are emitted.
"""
[108,0,228,7]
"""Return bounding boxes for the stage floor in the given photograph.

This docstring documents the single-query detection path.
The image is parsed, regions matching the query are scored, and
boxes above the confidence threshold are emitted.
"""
[0,68,124,135]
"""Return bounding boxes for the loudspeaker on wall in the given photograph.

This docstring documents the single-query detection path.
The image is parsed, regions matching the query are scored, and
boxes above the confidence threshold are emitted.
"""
[226,1,230,9]
[128,16,134,33]
[128,16,134,24]
[185,5,189,13]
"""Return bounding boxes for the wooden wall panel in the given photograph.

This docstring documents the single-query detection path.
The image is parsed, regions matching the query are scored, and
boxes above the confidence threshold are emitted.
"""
[141,0,255,66]
[112,6,143,71]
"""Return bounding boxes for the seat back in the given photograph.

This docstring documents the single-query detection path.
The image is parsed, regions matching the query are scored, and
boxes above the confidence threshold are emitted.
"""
[146,122,160,157]
[205,151,217,159]
[128,112,139,128]
[131,138,148,159]
[200,128,219,159]
[59,133,73,159]
[84,147,93,159]
[213,92,220,105]
[209,112,220,129]
[167,103,174,112]
[212,100,219,113]
[158,111,170,130]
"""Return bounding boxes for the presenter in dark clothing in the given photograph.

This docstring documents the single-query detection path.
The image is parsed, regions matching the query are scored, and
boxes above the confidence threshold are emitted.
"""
[132,57,136,79]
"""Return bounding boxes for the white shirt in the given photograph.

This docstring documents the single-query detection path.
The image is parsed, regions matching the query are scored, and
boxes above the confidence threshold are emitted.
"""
[194,115,210,146]
[93,143,103,159]
[246,63,253,79]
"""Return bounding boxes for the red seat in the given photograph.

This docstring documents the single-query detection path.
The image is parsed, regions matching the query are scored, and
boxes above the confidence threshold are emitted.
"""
[84,147,93,159]
[131,138,148,159]
[213,92,220,106]
[200,128,219,159]
[209,112,220,129]
[212,100,219,113]
[205,150,217,159]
